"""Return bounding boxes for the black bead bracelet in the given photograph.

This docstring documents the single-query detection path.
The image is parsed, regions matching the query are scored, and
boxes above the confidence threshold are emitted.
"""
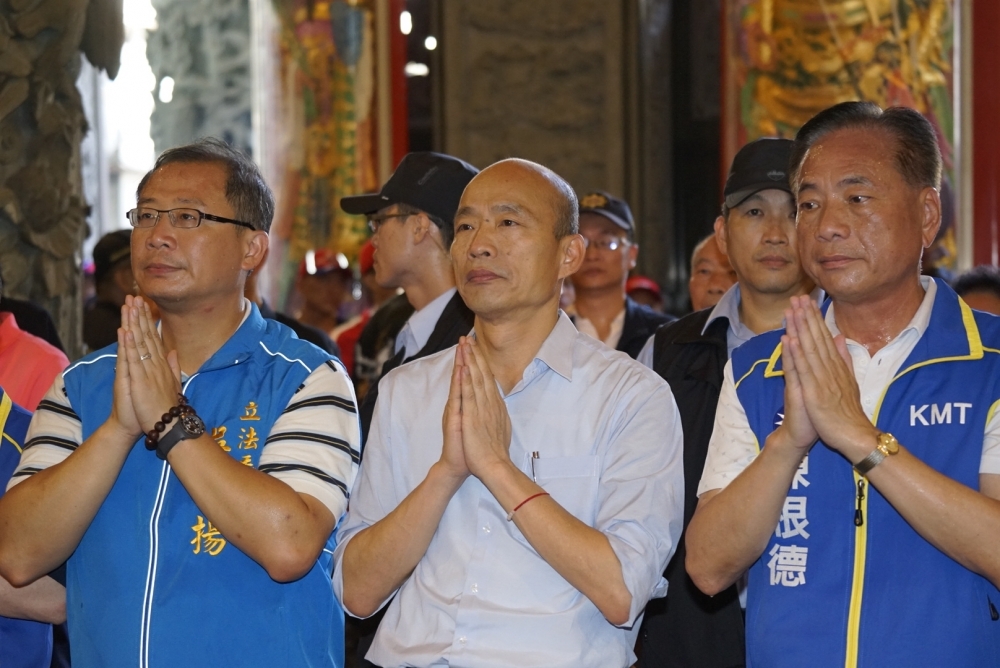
[144,394,193,450]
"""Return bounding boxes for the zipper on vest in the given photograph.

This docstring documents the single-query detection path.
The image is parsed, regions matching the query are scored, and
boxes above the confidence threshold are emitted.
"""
[854,479,866,526]
[990,597,999,621]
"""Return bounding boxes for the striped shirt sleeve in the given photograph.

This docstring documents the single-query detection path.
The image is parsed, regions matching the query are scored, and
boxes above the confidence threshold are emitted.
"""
[7,375,81,490]
[259,359,360,520]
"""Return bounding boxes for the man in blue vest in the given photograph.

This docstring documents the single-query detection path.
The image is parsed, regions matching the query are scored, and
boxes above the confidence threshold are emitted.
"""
[686,102,1000,667]
[0,138,360,668]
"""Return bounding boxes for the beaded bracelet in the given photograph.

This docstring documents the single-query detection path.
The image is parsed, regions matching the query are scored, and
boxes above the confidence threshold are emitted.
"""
[144,394,194,450]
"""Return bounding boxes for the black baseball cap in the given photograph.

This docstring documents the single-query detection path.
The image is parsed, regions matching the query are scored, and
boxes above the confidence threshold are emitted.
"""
[93,229,132,284]
[723,138,794,209]
[340,152,479,227]
[579,191,635,238]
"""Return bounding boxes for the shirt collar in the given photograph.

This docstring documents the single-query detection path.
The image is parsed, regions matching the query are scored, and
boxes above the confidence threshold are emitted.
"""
[826,275,936,340]
[533,311,577,381]
[405,287,457,353]
[702,283,743,335]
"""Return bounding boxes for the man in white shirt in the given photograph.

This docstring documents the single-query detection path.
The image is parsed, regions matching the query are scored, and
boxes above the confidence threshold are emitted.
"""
[334,158,684,668]
[340,152,479,446]
[686,102,1000,667]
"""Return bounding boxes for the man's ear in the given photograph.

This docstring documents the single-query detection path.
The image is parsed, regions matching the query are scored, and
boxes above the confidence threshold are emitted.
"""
[412,213,432,243]
[627,242,639,270]
[243,230,269,273]
[713,215,728,255]
[558,234,586,280]
[918,186,942,249]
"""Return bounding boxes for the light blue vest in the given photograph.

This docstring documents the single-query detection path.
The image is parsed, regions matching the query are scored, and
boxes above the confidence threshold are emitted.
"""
[732,280,1000,668]
[62,305,344,668]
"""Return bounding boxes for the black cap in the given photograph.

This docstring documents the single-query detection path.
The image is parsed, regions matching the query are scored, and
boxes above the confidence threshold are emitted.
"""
[93,229,132,284]
[340,152,479,227]
[723,138,794,209]
[579,191,635,238]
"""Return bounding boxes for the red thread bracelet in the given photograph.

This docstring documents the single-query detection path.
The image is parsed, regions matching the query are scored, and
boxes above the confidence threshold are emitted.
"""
[506,491,550,521]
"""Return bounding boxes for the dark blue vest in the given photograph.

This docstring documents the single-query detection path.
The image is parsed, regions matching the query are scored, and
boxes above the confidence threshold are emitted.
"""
[732,280,1000,667]
[62,305,344,668]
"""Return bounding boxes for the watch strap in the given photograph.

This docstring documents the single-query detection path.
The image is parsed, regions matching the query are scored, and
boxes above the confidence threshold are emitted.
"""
[156,415,202,461]
[853,447,886,476]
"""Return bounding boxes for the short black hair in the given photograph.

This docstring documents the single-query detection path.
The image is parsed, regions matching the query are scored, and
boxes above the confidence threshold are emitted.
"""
[953,265,1000,300]
[790,102,942,194]
[137,137,274,233]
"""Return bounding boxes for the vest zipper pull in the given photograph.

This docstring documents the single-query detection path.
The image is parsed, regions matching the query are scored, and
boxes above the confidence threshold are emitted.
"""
[854,478,866,527]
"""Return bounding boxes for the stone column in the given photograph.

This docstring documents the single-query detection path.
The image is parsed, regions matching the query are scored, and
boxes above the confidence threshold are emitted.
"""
[0,0,123,359]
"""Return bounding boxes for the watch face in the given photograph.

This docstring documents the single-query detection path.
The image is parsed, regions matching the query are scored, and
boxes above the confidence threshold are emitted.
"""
[879,433,899,455]
[180,413,206,437]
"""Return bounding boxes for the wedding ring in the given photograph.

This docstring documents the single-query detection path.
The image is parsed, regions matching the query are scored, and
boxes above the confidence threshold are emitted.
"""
[140,353,152,361]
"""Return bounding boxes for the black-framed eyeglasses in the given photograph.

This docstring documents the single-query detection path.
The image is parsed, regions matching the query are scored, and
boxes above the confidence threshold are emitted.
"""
[367,212,412,234]
[582,236,629,252]
[126,207,255,230]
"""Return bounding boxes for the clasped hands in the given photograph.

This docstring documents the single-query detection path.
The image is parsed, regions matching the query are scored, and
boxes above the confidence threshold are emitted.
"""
[439,336,514,484]
[109,295,184,443]
[777,295,878,464]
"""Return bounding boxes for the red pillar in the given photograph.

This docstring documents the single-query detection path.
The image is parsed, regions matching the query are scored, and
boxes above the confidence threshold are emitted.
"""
[973,0,1000,266]
[389,0,410,167]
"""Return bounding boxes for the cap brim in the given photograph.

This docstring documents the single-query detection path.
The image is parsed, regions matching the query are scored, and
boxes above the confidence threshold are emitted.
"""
[340,193,394,216]
[579,208,632,234]
[724,182,792,209]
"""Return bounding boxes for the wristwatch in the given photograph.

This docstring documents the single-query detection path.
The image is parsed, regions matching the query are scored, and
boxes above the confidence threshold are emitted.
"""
[854,431,900,476]
[156,411,206,461]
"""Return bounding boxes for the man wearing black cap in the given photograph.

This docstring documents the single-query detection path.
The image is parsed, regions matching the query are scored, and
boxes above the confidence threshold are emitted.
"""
[570,191,673,358]
[341,151,478,447]
[83,229,135,352]
[636,137,815,668]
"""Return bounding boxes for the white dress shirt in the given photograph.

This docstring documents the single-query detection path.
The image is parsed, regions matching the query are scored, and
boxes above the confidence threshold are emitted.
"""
[395,287,457,358]
[699,277,1000,497]
[574,307,626,349]
[334,312,684,668]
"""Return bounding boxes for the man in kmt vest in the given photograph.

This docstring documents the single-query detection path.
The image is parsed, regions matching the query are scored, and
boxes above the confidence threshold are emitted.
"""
[0,138,359,668]
[686,102,1000,667]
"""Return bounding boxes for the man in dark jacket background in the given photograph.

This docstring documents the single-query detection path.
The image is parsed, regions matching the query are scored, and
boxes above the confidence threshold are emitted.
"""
[636,138,816,667]
[570,191,673,358]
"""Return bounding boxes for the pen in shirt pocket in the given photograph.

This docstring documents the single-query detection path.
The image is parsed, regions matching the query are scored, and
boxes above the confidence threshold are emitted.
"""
[531,451,539,482]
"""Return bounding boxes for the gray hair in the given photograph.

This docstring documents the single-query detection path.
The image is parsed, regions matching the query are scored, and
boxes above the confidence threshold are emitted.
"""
[790,101,942,194]
[137,137,274,233]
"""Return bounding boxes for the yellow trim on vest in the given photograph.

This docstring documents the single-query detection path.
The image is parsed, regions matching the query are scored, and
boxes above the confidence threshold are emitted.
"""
[735,359,770,390]
[844,470,869,668]
[0,392,12,454]
[764,342,784,378]
[843,303,985,668]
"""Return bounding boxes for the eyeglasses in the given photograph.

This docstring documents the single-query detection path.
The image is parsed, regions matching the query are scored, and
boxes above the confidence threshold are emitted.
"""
[126,207,255,230]
[582,236,629,252]
[367,212,412,234]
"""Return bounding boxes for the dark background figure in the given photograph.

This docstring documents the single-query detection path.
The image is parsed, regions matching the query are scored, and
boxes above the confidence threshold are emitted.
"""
[83,230,134,352]
[294,249,354,335]
[0,297,64,354]
[626,275,665,313]
[570,191,674,358]
[953,264,1000,316]
[687,233,736,313]
[245,250,340,357]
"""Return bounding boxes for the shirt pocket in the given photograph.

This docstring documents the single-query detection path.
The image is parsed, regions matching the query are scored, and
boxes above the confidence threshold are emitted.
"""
[525,453,600,526]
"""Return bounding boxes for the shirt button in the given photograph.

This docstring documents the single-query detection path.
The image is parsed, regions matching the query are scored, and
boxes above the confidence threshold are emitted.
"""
[471,583,478,593]
[459,636,467,644]
[482,524,491,534]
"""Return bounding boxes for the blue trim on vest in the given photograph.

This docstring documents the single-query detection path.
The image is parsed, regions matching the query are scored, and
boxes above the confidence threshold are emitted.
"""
[62,305,344,668]
[731,280,1000,668]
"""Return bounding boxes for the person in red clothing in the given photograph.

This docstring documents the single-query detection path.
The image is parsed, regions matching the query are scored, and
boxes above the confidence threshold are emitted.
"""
[333,240,398,380]
[0,271,68,410]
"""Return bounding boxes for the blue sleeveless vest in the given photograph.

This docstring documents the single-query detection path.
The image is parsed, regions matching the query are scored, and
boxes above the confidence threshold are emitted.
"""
[61,305,344,668]
[0,390,51,668]
[731,280,1000,668]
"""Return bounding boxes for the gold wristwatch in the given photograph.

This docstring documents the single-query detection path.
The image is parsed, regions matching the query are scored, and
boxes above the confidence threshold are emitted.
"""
[854,431,899,477]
